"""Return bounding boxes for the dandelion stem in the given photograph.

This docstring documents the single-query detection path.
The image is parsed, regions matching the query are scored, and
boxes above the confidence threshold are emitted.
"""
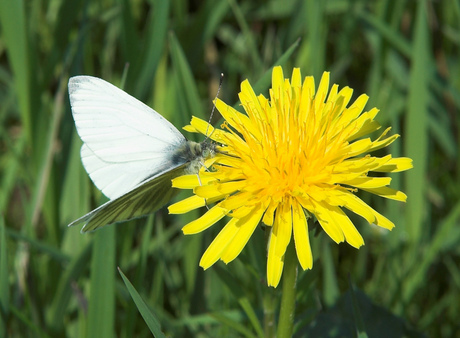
[277,240,297,338]
[263,285,277,337]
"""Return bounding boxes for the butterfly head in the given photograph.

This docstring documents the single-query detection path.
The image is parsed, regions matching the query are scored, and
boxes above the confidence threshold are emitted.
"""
[179,140,217,175]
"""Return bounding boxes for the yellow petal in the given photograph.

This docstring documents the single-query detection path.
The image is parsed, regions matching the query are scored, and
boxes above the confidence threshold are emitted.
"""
[168,195,206,214]
[188,116,228,142]
[271,66,284,101]
[335,86,353,109]
[333,156,389,175]
[194,184,228,199]
[327,205,364,248]
[220,206,264,263]
[267,234,284,288]
[220,191,254,210]
[360,186,407,202]
[345,138,373,157]
[262,199,277,226]
[182,206,228,234]
[344,94,368,121]
[213,154,243,169]
[230,204,258,219]
[292,200,313,270]
[367,129,399,152]
[273,201,293,257]
[336,191,376,224]
[215,98,254,138]
[326,84,339,105]
[347,108,381,141]
[315,72,330,113]
[312,201,345,244]
[240,80,264,121]
[299,76,315,122]
[374,157,414,172]
[294,191,315,211]
[341,177,392,189]
[200,218,239,269]
[291,67,301,88]
[373,210,395,230]
[183,125,198,133]
[172,174,216,189]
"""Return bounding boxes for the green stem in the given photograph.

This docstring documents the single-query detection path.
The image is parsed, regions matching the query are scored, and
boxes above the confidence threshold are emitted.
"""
[263,286,277,337]
[277,240,298,338]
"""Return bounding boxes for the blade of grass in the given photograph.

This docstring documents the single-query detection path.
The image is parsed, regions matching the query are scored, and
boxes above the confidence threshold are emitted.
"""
[169,32,206,127]
[214,265,264,338]
[121,215,154,337]
[120,0,141,68]
[294,1,326,78]
[321,241,339,307]
[118,267,166,338]
[210,312,257,338]
[0,134,26,213]
[230,38,300,114]
[87,226,115,338]
[134,0,170,100]
[356,8,412,58]
[202,0,230,42]
[6,228,69,264]
[227,0,263,76]
[251,38,300,96]
[59,132,90,227]
[0,0,32,142]
[403,0,431,244]
[47,241,92,331]
[31,76,67,232]
[9,305,50,337]
[183,234,202,298]
[0,217,9,337]
[403,201,460,302]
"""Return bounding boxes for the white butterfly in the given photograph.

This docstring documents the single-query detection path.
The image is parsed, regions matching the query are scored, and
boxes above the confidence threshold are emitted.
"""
[68,76,215,232]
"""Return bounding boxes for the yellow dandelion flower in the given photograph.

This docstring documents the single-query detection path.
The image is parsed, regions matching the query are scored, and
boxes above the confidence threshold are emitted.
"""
[169,66,413,287]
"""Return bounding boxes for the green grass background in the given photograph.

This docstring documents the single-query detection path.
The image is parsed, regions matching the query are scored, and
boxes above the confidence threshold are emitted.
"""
[1,0,459,336]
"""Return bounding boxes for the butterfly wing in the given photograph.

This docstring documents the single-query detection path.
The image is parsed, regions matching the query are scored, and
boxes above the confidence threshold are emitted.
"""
[69,76,187,200]
[69,165,187,232]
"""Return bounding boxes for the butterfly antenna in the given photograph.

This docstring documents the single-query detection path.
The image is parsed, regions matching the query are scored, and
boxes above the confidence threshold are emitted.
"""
[205,73,224,141]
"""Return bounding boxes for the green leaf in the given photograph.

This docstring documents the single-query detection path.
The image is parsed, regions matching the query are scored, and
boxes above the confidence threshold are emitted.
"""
[304,288,421,337]
[348,277,368,338]
[118,268,166,338]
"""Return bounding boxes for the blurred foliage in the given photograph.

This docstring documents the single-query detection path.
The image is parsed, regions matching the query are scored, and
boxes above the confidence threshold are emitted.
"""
[0,0,459,336]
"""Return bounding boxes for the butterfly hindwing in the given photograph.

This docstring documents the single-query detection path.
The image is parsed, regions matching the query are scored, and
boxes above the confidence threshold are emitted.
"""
[70,165,187,232]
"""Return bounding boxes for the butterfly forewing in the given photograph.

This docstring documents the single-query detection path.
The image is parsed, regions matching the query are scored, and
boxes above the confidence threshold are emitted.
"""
[69,76,187,200]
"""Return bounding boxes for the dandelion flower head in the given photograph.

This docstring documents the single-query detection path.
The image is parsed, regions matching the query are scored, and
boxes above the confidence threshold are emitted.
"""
[169,66,413,287]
